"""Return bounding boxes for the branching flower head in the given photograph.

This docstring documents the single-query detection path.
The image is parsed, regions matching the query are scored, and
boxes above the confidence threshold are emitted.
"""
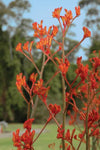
[16,73,27,93]
[47,103,61,122]
[75,6,80,16]
[55,57,70,76]
[76,57,88,82]
[24,118,34,132]
[83,26,91,38]
[52,7,62,19]
[13,119,35,150]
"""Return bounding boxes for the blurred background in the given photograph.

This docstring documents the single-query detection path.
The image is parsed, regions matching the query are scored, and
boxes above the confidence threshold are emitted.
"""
[0,0,100,123]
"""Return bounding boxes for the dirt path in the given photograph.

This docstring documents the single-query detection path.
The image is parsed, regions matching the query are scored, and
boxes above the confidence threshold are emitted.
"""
[0,132,12,139]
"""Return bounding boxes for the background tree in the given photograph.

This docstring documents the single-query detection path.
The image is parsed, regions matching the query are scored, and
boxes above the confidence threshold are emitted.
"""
[79,0,100,55]
[0,0,34,122]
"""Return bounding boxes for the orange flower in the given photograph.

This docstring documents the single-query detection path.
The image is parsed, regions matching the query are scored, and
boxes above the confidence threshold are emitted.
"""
[32,22,38,30]
[24,118,34,131]
[76,57,88,82]
[29,41,34,52]
[91,57,100,70]
[16,43,22,52]
[88,109,99,128]
[12,129,21,148]
[76,64,88,82]
[21,130,35,149]
[55,58,70,75]
[16,73,26,92]
[65,9,73,20]
[90,74,98,89]
[33,20,46,37]
[52,7,62,19]
[57,124,64,139]
[61,16,66,25]
[77,56,82,65]
[48,104,61,122]
[48,26,52,34]
[64,9,73,26]
[61,9,73,27]
[13,119,35,150]
[33,79,50,102]
[49,104,61,115]
[23,41,29,51]
[83,26,91,38]
[75,6,80,16]
[91,128,100,136]
[52,25,58,37]
[36,36,52,54]
[30,73,38,83]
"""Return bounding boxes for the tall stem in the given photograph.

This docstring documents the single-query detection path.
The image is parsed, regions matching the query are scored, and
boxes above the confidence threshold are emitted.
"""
[30,54,45,118]
[27,103,30,119]
[86,106,89,150]
[86,81,90,150]
[62,76,66,150]
[33,120,48,144]
[62,36,66,150]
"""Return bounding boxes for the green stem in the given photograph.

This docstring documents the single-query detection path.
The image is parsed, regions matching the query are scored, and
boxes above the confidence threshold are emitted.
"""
[65,38,84,58]
[33,121,48,144]
[61,35,66,150]
[77,131,85,150]
[27,102,30,119]
[62,76,66,150]
[86,106,90,150]
[86,81,90,150]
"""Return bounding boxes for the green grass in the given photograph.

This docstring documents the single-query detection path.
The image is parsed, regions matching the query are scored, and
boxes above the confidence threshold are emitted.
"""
[0,123,86,150]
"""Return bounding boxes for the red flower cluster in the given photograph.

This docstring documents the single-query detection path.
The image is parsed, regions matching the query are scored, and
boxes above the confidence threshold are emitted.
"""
[65,92,70,102]
[24,118,34,132]
[90,74,98,90]
[48,103,61,122]
[57,124,64,139]
[57,126,77,146]
[52,6,80,28]
[32,20,46,37]
[30,73,38,84]
[32,21,58,54]
[76,57,88,82]
[36,36,53,54]
[16,73,50,103]
[75,6,80,16]
[90,128,100,137]
[88,109,99,128]
[61,9,73,27]
[16,43,22,52]
[16,73,27,93]
[12,118,35,150]
[55,57,70,76]
[64,128,76,143]
[33,79,50,102]
[52,7,62,19]
[16,41,34,53]
[83,26,91,38]
[90,56,100,70]
[49,103,61,115]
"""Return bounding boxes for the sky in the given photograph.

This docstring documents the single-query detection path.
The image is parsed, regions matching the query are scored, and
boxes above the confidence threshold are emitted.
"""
[3,0,91,60]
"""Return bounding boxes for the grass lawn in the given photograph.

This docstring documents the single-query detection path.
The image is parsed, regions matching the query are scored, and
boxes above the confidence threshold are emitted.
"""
[0,123,85,150]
